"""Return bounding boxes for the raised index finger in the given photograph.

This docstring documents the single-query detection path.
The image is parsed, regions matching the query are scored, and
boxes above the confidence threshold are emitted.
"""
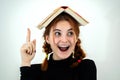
[26,28,31,42]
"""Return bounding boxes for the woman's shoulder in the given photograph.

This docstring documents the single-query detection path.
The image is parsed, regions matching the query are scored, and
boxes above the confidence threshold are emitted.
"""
[82,59,95,64]
[79,59,96,68]
[75,58,97,74]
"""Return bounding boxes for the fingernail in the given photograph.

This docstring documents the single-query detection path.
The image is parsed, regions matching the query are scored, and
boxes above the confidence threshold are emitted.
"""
[34,50,36,53]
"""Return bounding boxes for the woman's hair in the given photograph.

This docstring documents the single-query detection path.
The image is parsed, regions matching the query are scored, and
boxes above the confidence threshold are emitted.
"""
[41,12,86,71]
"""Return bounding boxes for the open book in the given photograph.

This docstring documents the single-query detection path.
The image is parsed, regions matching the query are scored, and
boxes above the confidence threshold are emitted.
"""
[37,6,88,29]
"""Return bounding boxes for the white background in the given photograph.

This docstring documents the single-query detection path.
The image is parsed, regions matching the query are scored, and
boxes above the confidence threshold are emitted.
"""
[0,0,120,80]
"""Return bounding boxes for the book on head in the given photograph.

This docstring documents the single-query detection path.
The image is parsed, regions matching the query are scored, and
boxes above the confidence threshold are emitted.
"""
[37,6,88,29]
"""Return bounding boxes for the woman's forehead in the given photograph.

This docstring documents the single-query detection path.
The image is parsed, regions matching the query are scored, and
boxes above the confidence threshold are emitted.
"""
[52,20,74,29]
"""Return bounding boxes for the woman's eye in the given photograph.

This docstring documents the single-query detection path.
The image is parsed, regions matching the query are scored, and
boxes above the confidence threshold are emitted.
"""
[55,32,61,36]
[68,32,74,36]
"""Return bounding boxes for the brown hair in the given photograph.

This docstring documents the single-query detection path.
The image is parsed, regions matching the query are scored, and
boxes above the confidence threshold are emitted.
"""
[41,12,86,71]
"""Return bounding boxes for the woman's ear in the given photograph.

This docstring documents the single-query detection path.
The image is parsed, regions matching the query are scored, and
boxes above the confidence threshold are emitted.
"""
[45,36,49,44]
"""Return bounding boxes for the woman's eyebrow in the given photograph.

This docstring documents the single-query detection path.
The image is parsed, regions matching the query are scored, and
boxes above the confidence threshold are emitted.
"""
[53,29,61,32]
[68,28,73,31]
[53,28,73,32]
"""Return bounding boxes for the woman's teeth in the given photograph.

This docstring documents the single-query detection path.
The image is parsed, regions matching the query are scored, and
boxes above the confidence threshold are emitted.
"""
[58,46,69,51]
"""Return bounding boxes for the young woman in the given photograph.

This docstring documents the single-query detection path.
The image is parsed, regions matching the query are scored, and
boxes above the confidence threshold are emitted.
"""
[20,12,97,80]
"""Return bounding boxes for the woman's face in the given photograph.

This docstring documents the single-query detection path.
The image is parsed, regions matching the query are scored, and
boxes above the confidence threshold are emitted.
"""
[46,20,78,60]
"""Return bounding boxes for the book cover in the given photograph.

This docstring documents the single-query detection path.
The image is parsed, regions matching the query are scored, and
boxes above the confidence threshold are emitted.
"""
[37,6,88,29]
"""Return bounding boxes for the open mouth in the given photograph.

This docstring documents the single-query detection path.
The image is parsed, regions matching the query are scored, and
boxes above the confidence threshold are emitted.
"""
[58,46,70,52]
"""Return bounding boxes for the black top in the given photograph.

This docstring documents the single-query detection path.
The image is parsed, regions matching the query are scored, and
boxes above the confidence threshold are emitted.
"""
[20,54,97,80]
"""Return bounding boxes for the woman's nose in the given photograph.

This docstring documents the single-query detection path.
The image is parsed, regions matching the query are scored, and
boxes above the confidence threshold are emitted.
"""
[60,35,68,43]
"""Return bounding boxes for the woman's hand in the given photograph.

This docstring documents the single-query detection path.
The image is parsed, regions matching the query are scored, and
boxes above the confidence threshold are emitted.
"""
[20,28,36,66]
